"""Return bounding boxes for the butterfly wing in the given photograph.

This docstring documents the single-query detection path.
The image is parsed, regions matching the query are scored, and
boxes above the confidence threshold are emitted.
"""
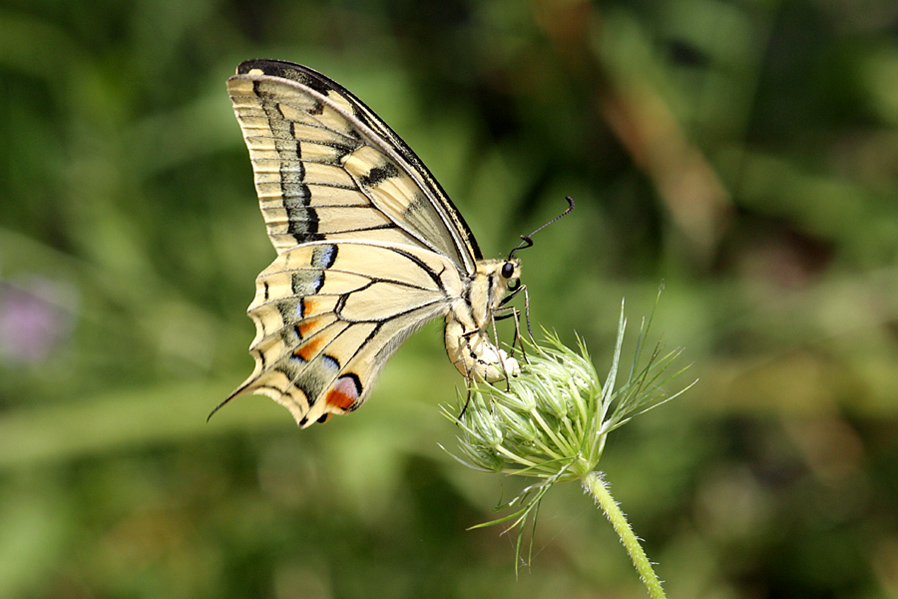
[228,240,464,427]
[224,60,478,426]
[227,59,481,271]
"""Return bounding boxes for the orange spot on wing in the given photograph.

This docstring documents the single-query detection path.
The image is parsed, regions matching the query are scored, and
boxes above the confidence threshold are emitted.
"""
[293,336,324,362]
[303,298,316,316]
[297,317,320,339]
[325,375,362,411]
[325,388,355,410]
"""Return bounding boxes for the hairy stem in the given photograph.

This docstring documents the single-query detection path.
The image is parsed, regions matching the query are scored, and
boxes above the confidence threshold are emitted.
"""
[582,471,666,599]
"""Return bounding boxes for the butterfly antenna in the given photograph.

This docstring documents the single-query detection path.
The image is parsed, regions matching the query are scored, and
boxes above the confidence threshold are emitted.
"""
[508,196,575,260]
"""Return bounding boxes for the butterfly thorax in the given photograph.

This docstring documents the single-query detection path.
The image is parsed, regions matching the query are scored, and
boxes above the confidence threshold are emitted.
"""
[444,258,521,383]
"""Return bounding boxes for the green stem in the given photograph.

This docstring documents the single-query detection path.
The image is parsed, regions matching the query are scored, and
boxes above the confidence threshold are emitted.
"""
[582,471,666,599]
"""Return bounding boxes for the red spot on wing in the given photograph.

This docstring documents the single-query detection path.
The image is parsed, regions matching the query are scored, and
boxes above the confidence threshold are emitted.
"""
[325,374,362,411]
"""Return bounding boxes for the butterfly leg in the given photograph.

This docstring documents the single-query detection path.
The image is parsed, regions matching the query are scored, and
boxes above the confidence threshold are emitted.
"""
[456,347,478,421]
[510,286,533,364]
[487,314,515,391]
[499,283,533,339]
[511,302,530,365]
[502,285,535,342]
[493,308,523,363]
[494,285,532,364]
[456,386,472,421]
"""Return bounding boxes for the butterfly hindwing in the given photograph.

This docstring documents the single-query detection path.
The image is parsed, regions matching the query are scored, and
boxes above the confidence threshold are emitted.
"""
[227,240,464,426]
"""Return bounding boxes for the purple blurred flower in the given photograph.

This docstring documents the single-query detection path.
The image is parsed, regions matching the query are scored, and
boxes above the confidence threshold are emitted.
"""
[0,277,77,364]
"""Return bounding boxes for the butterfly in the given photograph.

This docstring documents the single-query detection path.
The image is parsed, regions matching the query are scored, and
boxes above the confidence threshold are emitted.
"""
[218,59,571,427]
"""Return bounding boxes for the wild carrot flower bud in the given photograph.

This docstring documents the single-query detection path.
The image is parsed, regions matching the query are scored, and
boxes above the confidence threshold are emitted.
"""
[449,332,602,481]
[443,298,694,595]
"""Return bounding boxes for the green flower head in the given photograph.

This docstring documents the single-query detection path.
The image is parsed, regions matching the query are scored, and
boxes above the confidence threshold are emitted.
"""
[442,298,694,582]
[448,302,691,481]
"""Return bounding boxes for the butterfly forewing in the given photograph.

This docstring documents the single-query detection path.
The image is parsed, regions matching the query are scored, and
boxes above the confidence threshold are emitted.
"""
[228,60,480,269]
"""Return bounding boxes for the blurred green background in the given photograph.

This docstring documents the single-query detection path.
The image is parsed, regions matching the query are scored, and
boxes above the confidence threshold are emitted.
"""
[2,0,897,597]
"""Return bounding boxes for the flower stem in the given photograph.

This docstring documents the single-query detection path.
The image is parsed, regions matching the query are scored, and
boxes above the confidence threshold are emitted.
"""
[582,471,666,599]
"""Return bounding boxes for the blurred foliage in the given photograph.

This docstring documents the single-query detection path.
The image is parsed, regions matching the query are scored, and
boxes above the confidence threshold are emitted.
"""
[1,0,897,597]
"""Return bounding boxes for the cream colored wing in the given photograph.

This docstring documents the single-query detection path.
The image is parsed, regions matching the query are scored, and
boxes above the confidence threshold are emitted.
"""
[227,59,482,274]
[222,60,527,427]
[225,240,464,427]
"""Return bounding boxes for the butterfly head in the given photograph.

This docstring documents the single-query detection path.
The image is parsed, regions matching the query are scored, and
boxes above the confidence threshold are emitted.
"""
[475,257,521,307]
[469,257,521,320]
[500,259,521,291]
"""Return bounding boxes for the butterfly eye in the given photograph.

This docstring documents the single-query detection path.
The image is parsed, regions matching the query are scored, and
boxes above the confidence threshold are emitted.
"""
[501,262,516,280]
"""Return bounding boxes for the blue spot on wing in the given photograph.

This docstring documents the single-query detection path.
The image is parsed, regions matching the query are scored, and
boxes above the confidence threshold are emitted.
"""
[312,244,337,268]
[321,354,340,371]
